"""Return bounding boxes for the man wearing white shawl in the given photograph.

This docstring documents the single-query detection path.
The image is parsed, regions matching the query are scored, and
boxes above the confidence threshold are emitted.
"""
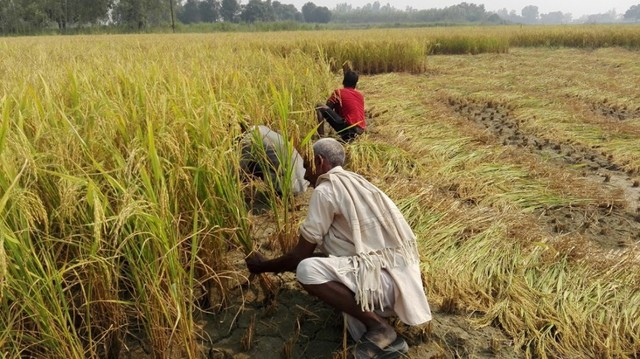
[246,138,431,359]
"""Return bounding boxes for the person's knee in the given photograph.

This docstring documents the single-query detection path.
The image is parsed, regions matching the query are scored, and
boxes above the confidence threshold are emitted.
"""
[296,258,319,285]
[296,258,333,297]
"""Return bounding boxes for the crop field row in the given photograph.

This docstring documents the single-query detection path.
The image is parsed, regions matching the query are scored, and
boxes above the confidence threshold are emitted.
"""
[354,47,640,358]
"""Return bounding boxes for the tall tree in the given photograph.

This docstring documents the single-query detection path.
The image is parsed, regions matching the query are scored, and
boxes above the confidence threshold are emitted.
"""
[334,2,352,13]
[220,0,239,22]
[624,4,640,22]
[240,0,274,22]
[301,2,330,23]
[539,11,570,24]
[272,1,300,21]
[79,0,113,24]
[113,0,168,29]
[177,0,200,23]
[169,0,175,31]
[42,0,113,30]
[199,0,220,22]
[0,0,31,33]
[301,1,315,22]
[585,9,619,23]
[311,5,330,23]
[521,5,539,23]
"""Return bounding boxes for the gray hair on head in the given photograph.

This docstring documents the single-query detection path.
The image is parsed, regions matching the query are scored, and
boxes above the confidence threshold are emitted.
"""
[313,138,345,167]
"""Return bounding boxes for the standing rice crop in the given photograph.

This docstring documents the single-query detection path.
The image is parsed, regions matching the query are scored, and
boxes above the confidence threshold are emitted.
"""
[0,34,332,357]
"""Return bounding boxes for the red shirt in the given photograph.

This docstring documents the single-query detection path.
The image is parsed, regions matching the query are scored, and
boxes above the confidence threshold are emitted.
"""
[328,87,365,129]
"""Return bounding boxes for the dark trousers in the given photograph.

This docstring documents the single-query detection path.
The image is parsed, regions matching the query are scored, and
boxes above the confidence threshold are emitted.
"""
[316,107,363,142]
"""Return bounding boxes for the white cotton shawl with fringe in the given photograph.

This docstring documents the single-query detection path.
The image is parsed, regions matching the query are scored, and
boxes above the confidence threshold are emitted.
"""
[300,167,430,322]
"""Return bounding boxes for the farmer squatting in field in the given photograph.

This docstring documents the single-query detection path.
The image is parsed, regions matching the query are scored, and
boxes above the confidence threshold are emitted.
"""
[246,138,431,359]
[316,69,366,143]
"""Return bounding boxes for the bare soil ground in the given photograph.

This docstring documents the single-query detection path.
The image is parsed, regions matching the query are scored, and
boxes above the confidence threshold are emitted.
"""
[196,272,518,359]
[448,97,640,250]
[590,99,640,121]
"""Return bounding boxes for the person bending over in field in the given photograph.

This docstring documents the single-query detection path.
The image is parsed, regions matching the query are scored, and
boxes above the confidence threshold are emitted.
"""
[316,69,366,143]
[246,138,431,359]
[239,124,309,197]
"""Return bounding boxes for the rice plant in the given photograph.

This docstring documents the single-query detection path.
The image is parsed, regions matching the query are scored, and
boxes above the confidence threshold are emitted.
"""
[0,34,332,358]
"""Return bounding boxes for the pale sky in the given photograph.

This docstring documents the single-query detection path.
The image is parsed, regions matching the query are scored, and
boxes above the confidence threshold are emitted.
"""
[280,1,638,18]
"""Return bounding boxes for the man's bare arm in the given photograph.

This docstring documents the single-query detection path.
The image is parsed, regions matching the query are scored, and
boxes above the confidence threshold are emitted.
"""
[246,235,317,274]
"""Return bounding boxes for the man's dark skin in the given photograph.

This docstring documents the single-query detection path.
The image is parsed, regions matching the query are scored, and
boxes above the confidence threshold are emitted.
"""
[245,153,397,350]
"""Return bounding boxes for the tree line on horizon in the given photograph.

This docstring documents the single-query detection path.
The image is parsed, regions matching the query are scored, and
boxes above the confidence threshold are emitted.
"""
[495,4,640,24]
[0,0,333,33]
[1,0,639,35]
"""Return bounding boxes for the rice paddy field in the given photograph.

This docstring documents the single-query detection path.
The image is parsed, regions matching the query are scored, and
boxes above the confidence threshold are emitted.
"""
[1,25,640,359]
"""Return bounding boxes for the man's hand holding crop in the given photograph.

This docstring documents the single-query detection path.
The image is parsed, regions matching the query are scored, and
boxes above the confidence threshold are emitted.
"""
[245,251,268,274]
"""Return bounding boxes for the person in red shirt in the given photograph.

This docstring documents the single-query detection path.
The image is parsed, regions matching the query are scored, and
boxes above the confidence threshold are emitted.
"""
[316,70,366,142]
